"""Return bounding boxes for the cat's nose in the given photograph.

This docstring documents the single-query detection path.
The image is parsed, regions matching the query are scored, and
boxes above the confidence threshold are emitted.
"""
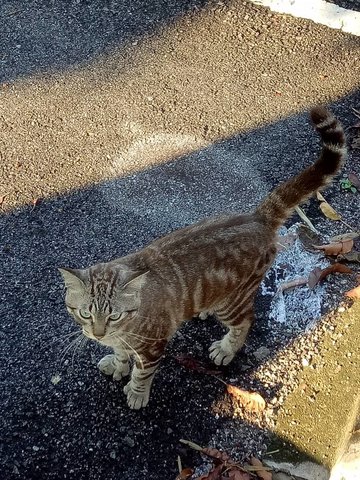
[94,334,104,340]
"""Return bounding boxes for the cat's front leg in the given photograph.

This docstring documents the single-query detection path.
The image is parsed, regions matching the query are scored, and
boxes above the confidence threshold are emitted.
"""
[98,346,130,380]
[124,342,166,409]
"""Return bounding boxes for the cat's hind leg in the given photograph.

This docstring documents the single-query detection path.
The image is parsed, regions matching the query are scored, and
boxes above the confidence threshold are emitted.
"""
[209,295,255,366]
[98,346,130,380]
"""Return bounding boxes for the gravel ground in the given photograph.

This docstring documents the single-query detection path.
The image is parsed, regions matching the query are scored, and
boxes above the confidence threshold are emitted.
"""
[1,106,359,479]
[0,1,360,479]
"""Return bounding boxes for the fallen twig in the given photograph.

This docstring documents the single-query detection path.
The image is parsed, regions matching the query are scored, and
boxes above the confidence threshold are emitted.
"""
[295,206,318,233]
[275,277,308,295]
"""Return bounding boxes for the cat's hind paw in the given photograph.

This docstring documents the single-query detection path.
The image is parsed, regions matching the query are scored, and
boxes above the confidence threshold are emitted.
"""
[209,340,235,366]
[98,354,130,380]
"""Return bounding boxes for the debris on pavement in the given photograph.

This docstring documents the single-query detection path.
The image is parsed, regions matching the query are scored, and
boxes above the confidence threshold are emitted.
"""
[179,440,272,480]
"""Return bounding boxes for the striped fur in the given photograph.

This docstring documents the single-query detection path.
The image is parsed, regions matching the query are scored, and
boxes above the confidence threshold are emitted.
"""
[59,107,346,409]
[256,106,346,229]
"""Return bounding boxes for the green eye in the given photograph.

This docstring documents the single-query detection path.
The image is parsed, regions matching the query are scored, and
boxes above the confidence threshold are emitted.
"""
[79,309,92,319]
[108,312,121,321]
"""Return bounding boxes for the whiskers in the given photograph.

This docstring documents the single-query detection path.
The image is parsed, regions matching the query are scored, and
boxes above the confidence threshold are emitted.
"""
[109,332,144,369]
[57,331,88,368]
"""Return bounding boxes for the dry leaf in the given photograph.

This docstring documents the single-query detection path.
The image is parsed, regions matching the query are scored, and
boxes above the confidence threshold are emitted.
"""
[330,232,359,243]
[319,202,341,221]
[176,468,193,480]
[202,447,230,464]
[313,240,354,256]
[338,252,360,263]
[308,263,353,289]
[349,173,360,189]
[227,385,266,412]
[175,355,220,376]
[297,225,322,252]
[295,206,318,233]
[228,470,251,480]
[316,192,341,220]
[276,277,307,295]
[345,285,360,299]
[0,195,6,207]
[249,458,272,480]
[316,191,326,202]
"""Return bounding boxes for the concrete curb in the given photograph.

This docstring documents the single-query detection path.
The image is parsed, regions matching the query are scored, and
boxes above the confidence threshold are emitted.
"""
[249,0,360,36]
[264,302,360,479]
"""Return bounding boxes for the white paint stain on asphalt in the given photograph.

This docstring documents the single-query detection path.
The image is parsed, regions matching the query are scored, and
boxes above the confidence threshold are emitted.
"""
[250,0,360,36]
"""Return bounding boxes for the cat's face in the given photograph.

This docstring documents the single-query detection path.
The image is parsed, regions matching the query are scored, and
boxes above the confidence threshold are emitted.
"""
[59,264,147,346]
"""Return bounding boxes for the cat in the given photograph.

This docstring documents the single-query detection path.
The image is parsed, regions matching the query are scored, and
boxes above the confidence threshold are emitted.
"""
[59,106,346,409]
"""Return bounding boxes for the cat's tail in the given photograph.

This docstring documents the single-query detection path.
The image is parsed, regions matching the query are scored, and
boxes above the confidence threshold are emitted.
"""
[255,106,346,230]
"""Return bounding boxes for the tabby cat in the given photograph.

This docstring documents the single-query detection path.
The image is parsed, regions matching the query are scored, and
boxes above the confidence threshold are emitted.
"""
[59,107,346,409]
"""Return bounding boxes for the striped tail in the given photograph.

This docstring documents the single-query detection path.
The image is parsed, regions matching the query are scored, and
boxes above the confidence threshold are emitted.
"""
[256,106,346,230]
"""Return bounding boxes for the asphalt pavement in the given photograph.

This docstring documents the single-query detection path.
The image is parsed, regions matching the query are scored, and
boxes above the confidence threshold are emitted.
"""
[0,1,359,479]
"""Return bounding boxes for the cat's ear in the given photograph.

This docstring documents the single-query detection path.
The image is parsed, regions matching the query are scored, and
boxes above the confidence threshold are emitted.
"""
[58,268,87,292]
[122,271,149,293]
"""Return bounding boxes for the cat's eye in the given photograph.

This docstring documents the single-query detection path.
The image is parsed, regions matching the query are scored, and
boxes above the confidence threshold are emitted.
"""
[79,309,92,320]
[108,312,122,321]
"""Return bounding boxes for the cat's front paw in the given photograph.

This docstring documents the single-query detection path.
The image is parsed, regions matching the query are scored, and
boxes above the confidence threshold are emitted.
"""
[209,340,235,366]
[123,382,150,410]
[98,354,130,380]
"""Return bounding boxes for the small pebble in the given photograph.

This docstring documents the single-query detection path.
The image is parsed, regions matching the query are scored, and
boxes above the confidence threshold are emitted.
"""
[302,358,309,367]
[123,436,135,448]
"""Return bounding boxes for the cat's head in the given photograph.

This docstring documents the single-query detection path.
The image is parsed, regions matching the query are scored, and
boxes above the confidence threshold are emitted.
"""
[58,263,148,346]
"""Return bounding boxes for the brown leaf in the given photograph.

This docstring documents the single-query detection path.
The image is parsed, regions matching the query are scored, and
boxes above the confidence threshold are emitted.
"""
[175,355,221,376]
[330,232,359,243]
[228,469,251,480]
[308,267,322,289]
[276,277,307,295]
[338,252,360,263]
[349,173,360,189]
[227,385,266,412]
[345,285,360,299]
[297,225,322,252]
[249,458,272,480]
[316,191,326,202]
[319,202,341,220]
[316,192,341,220]
[0,195,6,207]
[176,468,194,480]
[313,240,354,256]
[308,263,353,289]
[202,448,230,464]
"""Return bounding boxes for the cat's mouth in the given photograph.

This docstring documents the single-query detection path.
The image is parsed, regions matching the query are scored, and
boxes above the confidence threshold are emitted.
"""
[82,328,124,348]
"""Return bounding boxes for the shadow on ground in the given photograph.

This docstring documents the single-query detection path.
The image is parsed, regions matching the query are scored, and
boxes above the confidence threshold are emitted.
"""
[1,0,211,82]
